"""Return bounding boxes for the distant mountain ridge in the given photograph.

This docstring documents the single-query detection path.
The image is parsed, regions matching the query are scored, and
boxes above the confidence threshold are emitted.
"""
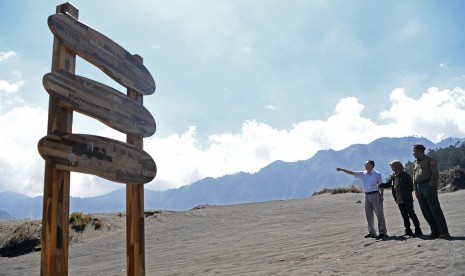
[0,210,14,220]
[1,136,463,219]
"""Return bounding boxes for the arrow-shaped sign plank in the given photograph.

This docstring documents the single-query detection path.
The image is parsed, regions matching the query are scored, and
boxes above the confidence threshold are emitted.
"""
[38,134,157,184]
[43,71,156,137]
[48,13,156,96]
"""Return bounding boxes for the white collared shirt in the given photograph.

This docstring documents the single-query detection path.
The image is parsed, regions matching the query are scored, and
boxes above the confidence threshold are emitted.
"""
[354,170,382,193]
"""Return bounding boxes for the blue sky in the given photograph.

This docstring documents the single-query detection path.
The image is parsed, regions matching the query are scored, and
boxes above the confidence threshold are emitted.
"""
[2,0,465,197]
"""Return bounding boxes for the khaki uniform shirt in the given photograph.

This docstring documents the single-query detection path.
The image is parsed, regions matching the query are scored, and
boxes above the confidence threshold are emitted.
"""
[413,155,439,190]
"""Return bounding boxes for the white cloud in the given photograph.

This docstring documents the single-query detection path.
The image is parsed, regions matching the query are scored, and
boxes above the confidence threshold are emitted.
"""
[12,70,22,77]
[0,106,46,167]
[266,104,277,111]
[0,51,16,61]
[0,80,25,94]
[0,106,48,196]
[334,97,364,116]
[380,87,465,141]
[2,87,465,196]
[0,51,24,97]
[70,173,122,198]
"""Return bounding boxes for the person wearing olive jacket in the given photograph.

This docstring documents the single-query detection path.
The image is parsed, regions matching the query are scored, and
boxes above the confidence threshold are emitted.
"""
[413,144,450,239]
[378,160,423,236]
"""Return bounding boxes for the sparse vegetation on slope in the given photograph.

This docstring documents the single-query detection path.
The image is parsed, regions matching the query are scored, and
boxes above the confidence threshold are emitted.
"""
[0,213,122,257]
[312,184,363,196]
[439,166,465,192]
[69,212,91,232]
[0,221,41,257]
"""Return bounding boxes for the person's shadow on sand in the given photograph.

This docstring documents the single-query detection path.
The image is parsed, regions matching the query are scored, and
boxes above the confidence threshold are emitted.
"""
[447,236,465,241]
[363,235,407,246]
[364,235,465,246]
[415,235,465,241]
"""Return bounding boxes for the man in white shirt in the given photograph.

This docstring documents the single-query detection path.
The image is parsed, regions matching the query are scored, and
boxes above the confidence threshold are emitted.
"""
[336,160,388,239]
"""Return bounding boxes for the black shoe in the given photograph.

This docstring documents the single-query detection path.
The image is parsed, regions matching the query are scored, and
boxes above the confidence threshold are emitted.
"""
[375,233,388,240]
[404,229,414,236]
[438,233,451,239]
[427,233,440,239]
[413,229,423,237]
[364,233,376,238]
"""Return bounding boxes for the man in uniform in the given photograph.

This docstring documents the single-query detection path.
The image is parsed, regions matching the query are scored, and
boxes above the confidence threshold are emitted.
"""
[336,160,388,239]
[413,144,450,239]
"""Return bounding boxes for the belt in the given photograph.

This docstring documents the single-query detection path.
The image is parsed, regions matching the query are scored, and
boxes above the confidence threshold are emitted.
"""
[365,191,379,195]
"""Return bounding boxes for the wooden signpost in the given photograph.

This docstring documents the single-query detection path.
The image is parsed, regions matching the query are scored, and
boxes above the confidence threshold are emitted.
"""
[39,3,156,275]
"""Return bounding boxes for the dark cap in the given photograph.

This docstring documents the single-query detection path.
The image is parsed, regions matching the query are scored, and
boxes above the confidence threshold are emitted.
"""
[413,144,426,151]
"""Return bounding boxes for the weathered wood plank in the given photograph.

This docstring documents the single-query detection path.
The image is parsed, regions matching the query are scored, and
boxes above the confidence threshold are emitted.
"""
[48,13,155,95]
[38,134,156,184]
[43,71,156,137]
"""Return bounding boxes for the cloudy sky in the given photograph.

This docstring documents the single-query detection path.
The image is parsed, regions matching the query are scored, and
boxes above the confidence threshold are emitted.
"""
[1,0,465,197]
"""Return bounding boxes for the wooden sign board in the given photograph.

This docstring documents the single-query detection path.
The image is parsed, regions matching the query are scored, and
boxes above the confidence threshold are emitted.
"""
[43,71,156,137]
[38,134,156,184]
[48,13,155,96]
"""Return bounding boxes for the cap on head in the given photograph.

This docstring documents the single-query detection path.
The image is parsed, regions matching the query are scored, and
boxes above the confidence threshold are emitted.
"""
[413,144,426,152]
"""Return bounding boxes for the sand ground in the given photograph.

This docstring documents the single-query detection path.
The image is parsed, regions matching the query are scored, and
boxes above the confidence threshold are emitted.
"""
[1,190,464,276]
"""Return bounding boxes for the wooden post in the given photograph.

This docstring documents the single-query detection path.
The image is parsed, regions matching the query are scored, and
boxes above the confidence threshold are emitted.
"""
[126,55,146,276]
[40,3,78,276]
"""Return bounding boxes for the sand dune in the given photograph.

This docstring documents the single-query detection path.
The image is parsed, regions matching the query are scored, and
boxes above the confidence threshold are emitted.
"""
[1,190,464,275]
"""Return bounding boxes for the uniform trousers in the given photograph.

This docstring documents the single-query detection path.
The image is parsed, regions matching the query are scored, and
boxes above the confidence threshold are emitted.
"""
[416,184,449,235]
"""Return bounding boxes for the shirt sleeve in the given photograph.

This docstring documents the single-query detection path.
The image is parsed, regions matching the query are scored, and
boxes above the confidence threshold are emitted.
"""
[429,158,439,186]
[353,171,363,179]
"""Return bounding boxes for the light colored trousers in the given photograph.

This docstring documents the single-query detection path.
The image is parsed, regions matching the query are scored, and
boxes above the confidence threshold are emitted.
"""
[365,192,387,235]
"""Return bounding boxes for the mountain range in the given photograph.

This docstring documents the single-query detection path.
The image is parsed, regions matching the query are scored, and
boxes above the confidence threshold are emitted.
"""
[1,136,463,219]
[0,210,14,220]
